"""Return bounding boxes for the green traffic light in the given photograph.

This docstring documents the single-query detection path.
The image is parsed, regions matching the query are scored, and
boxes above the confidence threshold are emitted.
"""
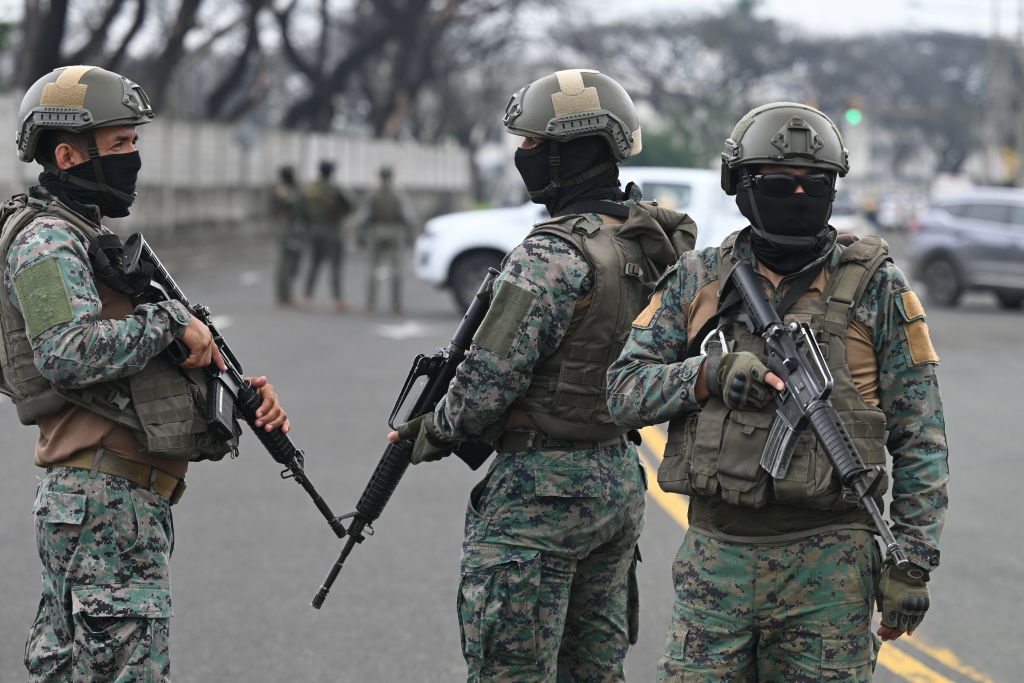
[844,108,863,126]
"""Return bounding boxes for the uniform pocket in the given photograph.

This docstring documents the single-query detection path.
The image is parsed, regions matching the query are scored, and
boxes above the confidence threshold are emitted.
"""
[658,414,697,495]
[34,491,87,525]
[820,631,875,671]
[71,584,172,676]
[458,545,541,665]
[716,410,772,507]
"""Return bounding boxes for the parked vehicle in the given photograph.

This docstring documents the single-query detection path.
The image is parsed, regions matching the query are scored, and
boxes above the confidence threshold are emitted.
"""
[414,166,745,310]
[908,186,1024,309]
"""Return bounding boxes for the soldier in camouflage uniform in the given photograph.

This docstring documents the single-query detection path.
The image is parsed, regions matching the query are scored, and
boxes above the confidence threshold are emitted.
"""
[360,166,415,314]
[270,164,306,306]
[607,102,949,681]
[300,160,353,311]
[3,66,290,682]
[388,69,697,681]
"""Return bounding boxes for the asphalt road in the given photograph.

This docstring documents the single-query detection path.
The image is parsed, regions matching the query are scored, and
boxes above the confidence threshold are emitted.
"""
[0,232,1016,682]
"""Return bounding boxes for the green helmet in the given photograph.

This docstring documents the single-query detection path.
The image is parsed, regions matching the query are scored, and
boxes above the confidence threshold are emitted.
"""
[16,65,154,163]
[721,101,848,195]
[503,68,641,161]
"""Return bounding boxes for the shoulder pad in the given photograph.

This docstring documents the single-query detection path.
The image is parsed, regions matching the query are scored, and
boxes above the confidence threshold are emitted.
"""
[838,234,889,264]
[529,214,597,237]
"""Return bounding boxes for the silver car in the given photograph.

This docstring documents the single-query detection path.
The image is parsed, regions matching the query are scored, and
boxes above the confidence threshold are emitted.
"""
[909,187,1024,309]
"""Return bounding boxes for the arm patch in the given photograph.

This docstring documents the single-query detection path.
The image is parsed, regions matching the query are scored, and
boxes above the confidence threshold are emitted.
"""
[13,257,74,339]
[473,279,536,358]
[895,290,939,365]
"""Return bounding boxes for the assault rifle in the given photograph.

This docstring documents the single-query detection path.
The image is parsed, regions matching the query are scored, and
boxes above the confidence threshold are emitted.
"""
[122,233,347,540]
[724,259,909,568]
[311,267,499,609]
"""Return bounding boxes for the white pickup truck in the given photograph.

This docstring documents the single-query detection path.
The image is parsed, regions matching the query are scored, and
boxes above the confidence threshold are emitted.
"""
[413,166,745,311]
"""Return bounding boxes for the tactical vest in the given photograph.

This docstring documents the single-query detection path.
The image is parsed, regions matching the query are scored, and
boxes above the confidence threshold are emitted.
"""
[511,202,690,441]
[658,234,891,512]
[0,191,236,461]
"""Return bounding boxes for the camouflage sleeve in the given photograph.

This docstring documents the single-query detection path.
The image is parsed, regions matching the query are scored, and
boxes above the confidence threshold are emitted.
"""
[859,261,948,570]
[429,233,592,442]
[606,250,711,428]
[5,218,192,389]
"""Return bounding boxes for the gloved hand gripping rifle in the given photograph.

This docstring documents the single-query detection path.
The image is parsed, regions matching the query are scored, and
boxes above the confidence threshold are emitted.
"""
[724,259,908,568]
[122,233,347,540]
[311,267,499,609]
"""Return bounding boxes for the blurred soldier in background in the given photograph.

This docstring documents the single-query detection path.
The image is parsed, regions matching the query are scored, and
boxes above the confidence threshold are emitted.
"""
[3,65,289,681]
[360,166,414,314]
[300,160,353,312]
[607,102,948,681]
[269,165,306,307]
[389,68,696,681]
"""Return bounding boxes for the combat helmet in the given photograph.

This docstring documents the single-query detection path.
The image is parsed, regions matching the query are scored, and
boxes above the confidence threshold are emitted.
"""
[17,65,153,163]
[503,68,641,161]
[721,101,848,196]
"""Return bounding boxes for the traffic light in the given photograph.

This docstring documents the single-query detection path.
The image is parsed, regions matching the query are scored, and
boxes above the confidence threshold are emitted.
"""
[844,96,863,126]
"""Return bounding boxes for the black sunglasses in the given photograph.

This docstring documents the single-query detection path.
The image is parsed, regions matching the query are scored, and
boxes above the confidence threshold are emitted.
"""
[742,172,834,197]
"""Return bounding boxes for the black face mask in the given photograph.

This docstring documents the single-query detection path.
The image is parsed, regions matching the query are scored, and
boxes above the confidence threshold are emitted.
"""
[736,187,835,274]
[514,143,550,199]
[39,151,142,219]
[514,137,622,217]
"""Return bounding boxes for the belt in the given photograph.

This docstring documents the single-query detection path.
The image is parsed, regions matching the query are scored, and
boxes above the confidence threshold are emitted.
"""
[496,430,629,453]
[49,449,187,505]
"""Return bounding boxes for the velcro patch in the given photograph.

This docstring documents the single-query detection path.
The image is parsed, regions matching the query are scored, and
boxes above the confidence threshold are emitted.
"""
[632,290,664,329]
[473,280,535,357]
[13,258,74,338]
[896,291,939,365]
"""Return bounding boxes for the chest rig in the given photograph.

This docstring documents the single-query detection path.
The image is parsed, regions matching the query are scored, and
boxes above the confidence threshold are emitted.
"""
[512,202,686,441]
[0,191,236,461]
[659,234,892,512]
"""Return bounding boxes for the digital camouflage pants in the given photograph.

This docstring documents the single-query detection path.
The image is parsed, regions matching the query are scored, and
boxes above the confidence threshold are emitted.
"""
[458,443,646,682]
[26,467,174,682]
[658,528,881,682]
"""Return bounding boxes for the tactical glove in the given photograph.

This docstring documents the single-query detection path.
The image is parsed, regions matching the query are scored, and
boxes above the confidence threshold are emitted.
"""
[704,351,773,411]
[876,561,931,633]
[395,414,455,465]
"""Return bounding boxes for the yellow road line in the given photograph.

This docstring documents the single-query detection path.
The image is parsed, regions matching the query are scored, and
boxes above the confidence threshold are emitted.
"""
[877,645,959,683]
[899,639,996,683]
[635,424,986,683]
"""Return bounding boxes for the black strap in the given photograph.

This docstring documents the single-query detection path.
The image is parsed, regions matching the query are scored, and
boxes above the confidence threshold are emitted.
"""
[561,200,630,219]
[774,262,824,318]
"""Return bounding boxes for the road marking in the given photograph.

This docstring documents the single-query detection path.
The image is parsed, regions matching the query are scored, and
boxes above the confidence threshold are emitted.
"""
[372,321,439,340]
[635,424,985,683]
[877,646,958,682]
[899,639,996,683]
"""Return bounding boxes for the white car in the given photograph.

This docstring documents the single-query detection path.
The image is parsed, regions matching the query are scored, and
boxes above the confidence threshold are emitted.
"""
[414,166,745,310]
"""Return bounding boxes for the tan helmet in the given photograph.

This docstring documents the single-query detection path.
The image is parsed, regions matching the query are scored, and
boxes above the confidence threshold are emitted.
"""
[16,65,154,163]
[503,68,641,161]
[721,101,848,195]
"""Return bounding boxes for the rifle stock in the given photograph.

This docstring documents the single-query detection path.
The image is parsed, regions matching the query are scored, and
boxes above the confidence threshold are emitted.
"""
[311,267,499,608]
[725,259,908,568]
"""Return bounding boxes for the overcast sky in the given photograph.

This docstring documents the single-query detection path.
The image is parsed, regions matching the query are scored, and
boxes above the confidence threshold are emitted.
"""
[604,0,1016,37]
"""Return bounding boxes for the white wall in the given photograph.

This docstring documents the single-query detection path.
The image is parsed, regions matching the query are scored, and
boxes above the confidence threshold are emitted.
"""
[0,94,473,236]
